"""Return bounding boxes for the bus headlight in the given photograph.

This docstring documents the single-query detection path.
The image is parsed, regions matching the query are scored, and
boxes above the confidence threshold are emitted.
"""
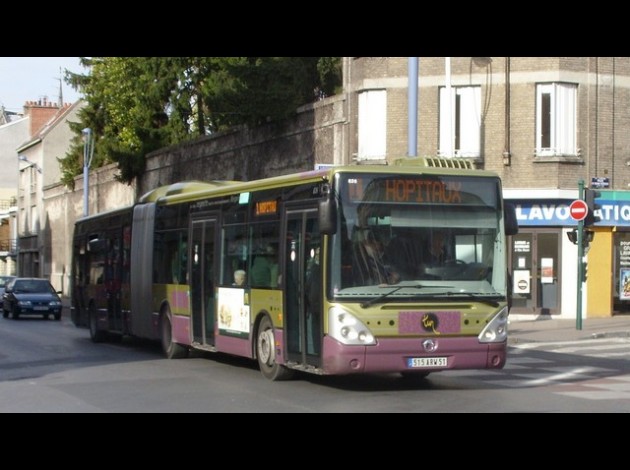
[328,307,376,346]
[478,307,509,343]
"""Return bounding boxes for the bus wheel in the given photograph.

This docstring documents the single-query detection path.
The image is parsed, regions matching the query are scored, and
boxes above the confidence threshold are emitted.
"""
[161,307,188,359]
[256,315,293,381]
[89,304,107,343]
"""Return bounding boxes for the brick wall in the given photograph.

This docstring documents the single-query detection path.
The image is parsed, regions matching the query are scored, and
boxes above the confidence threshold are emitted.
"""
[23,98,66,137]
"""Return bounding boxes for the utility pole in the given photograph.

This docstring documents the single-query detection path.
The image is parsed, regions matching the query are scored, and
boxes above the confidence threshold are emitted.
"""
[82,128,94,217]
[576,180,585,330]
[408,57,418,157]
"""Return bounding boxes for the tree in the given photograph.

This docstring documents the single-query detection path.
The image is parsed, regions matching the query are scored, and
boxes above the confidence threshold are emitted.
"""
[61,57,342,185]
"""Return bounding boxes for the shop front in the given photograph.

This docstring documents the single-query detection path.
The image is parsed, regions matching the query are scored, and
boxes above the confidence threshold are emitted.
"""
[510,229,561,315]
[506,189,630,319]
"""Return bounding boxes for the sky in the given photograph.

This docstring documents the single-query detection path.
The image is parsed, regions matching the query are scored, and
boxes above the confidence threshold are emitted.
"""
[0,57,84,114]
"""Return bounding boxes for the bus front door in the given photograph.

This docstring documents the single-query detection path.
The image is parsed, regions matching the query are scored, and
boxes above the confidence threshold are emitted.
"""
[284,205,322,368]
[190,217,217,347]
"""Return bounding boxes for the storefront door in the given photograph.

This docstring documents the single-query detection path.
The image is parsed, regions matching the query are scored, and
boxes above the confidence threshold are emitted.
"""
[510,230,560,315]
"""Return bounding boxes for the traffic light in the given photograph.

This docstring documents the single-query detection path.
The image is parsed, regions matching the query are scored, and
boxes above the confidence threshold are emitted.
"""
[584,229,594,248]
[566,229,593,248]
[582,260,588,283]
[584,188,602,226]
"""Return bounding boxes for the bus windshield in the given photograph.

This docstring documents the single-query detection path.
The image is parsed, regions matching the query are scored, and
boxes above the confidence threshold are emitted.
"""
[329,172,507,300]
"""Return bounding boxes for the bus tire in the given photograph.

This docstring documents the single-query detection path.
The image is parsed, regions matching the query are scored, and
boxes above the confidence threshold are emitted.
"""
[161,307,188,359]
[256,315,294,381]
[89,303,107,343]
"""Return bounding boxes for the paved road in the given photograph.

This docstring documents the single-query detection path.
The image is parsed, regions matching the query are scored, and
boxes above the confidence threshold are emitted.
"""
[1,314,629,412]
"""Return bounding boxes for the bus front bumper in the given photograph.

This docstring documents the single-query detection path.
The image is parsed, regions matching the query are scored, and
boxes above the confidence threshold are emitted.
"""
[321,335,507,376]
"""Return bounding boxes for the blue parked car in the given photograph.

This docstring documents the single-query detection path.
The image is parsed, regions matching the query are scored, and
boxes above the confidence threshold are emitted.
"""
[2,278,63,320]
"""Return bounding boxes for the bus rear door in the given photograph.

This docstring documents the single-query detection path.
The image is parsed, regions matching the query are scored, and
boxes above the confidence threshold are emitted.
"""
[190,216,218,347]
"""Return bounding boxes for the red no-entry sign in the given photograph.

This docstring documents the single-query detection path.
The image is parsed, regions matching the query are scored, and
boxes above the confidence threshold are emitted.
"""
[569,199,588,221]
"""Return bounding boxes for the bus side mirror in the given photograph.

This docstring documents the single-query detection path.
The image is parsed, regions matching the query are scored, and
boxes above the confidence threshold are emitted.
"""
[319,192,337,235]
[504,203,519,236]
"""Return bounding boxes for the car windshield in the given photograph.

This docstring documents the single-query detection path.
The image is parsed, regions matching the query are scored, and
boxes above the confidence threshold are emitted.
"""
[13,280,54,294]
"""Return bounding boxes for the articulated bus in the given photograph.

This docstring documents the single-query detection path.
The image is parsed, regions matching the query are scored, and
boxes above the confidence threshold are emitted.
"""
[71,157,518,381]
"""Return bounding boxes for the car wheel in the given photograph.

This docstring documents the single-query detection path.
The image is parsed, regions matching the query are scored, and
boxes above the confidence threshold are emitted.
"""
[12,308,19,320]
[43,314,50,320]
[54,313,61,321]
[2,308,7,319]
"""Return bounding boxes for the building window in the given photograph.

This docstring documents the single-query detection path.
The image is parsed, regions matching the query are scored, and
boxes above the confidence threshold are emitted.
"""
[30,205,38,234]
[536,83,577,157]
[358,89,386,160]
[19,208,25,234]
[439,86,481,158]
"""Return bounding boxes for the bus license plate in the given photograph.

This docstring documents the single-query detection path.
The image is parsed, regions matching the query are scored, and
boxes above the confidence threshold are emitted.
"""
[407,357,447,368]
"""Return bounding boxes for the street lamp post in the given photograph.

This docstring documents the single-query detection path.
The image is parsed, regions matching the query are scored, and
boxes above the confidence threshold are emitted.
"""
[82,128,94,217]
[18,155,42,173]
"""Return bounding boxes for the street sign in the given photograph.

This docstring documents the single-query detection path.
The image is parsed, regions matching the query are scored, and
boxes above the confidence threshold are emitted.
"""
[591,176,609,189]
[569,199,588,221]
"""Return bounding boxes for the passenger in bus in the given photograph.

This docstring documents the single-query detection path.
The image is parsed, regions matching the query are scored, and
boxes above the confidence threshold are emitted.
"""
[354,229,400,285]
[423,231,447,265]
[250,243,279,287]
[233,269,246,286]
[382,233,423,279]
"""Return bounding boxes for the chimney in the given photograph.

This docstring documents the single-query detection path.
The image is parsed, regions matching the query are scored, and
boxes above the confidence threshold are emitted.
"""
[23,97,62,137]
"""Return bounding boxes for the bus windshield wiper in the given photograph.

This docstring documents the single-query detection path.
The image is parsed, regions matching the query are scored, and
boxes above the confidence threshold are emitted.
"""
[436,291,500,307]
[360,284,453,308]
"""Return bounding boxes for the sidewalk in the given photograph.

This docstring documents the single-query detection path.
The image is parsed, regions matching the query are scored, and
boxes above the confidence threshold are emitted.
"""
[508,314,630,344]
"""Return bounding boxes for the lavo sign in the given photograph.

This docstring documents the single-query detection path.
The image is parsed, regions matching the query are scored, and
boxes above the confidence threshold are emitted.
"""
[512,201,630,226]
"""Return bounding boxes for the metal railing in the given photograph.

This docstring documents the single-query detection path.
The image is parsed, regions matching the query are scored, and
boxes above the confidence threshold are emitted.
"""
[0,199,16,211]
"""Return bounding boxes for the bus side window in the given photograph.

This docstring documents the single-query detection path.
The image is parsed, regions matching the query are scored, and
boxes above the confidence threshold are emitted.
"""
[168,236,187,284]
[222,226,248,286]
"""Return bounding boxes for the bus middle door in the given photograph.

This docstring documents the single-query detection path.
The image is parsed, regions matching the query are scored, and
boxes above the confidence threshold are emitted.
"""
[284,204,322,368]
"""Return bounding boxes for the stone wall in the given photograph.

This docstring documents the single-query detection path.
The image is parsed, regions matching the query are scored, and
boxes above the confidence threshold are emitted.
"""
[139,94,346,195]
[44,94,347,294]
